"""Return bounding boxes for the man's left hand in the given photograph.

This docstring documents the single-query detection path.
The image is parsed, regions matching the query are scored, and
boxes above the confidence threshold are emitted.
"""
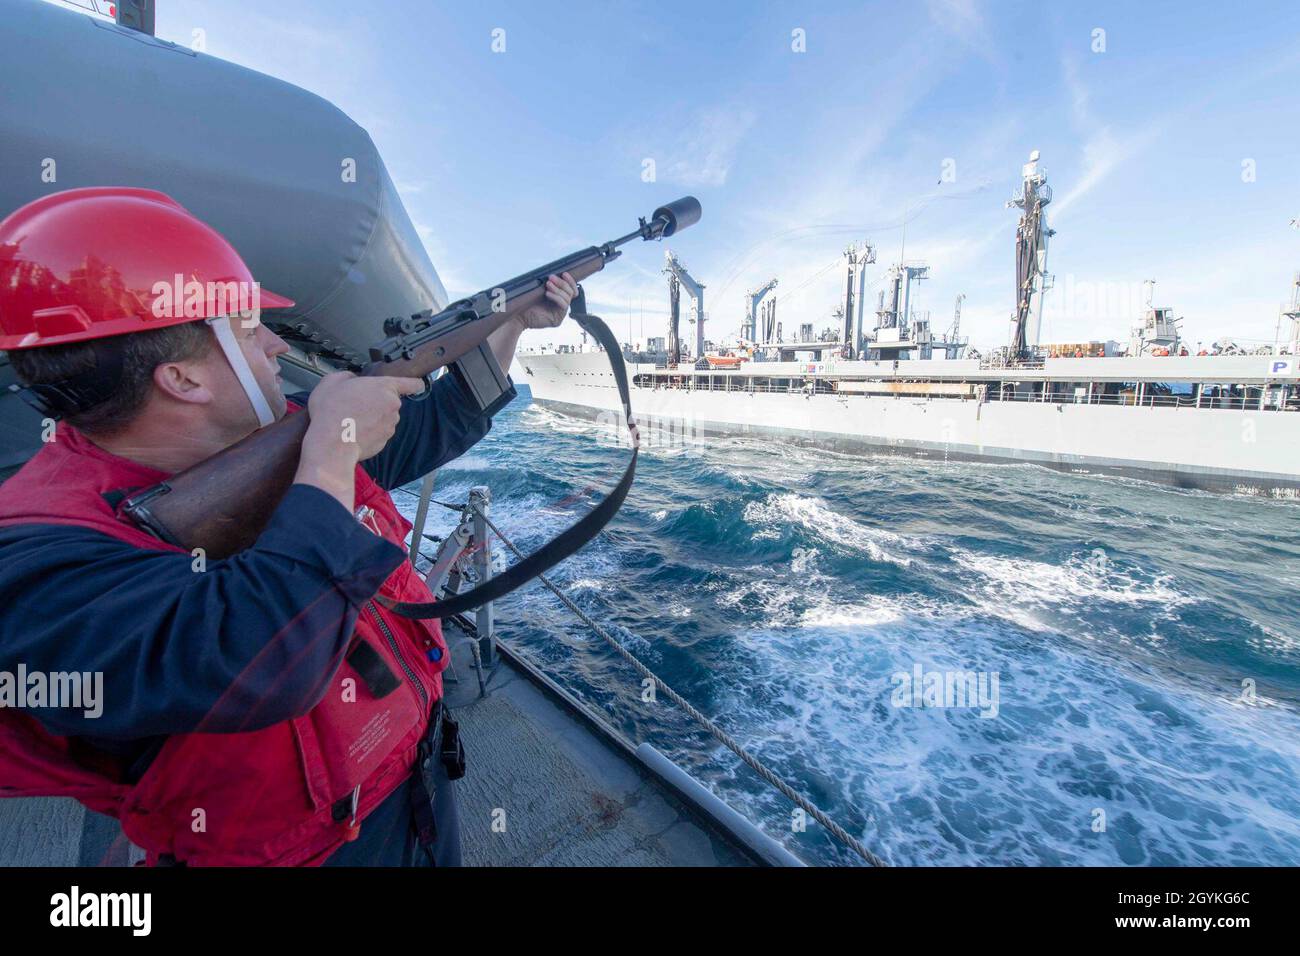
[516,272,578,330]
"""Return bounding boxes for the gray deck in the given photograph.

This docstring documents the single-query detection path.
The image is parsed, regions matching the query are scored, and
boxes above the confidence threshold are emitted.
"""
[0,624,757,867]
[440,625,754,866]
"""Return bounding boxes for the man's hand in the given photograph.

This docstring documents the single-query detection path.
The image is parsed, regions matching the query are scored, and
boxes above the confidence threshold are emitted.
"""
[488,271,578,374]
[515,271,578,330]
[306,372,425,460]
[295,372,426,511]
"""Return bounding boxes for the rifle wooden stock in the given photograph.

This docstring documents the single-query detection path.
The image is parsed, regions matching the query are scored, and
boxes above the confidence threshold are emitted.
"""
[124,253,608,558]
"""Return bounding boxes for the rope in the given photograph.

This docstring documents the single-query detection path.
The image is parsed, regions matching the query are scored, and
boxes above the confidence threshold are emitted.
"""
[476,510,887,868]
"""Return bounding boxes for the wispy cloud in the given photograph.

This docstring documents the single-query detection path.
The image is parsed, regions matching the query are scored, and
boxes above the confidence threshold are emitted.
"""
[655,106,759,188]
[1051,56,1163,221]
[924,0,999,65]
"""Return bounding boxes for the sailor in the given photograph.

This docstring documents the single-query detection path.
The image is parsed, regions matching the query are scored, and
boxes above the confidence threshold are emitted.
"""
[0,188,575,866]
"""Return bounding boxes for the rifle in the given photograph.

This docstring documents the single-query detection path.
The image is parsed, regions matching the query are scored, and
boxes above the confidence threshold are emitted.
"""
[123,197,702,609]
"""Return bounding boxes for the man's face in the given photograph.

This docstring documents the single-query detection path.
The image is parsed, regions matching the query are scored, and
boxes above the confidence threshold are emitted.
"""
[202,314,291,434]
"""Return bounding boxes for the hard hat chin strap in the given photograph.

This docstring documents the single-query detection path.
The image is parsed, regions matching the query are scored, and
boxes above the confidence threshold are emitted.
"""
[206,315,276,428]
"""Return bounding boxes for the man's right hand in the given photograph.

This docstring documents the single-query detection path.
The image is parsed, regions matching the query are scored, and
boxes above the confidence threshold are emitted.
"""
[295,372,426,511]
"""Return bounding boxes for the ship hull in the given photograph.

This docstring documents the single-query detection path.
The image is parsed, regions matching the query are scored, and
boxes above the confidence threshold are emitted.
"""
[520,352,1300,498]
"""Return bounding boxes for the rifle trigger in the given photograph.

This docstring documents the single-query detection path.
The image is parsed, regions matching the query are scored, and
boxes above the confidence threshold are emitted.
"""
[409,372,435,402]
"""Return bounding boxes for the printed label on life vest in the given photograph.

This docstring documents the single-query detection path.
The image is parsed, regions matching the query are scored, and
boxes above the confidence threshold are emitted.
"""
[346,708,395,767]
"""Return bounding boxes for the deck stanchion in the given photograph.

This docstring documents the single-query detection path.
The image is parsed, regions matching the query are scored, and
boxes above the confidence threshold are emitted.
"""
[469,486,496,666]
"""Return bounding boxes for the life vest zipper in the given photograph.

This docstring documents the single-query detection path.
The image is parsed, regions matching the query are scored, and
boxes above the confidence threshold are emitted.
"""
[364,599,428,712]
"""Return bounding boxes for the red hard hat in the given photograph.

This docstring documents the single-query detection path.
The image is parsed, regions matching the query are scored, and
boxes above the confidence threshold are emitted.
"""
[0,187,293,351]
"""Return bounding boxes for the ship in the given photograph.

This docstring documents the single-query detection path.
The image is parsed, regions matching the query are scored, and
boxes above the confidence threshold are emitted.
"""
[522,153,1300,497]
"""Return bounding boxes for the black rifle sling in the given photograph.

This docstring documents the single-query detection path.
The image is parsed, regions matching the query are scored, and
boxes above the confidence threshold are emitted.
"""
[378,308,637,621]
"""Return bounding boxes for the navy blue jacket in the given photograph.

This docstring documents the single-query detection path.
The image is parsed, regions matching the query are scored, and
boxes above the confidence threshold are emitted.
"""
[0,373,506,865]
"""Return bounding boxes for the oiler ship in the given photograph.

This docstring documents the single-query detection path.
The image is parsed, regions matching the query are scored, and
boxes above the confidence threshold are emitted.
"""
[523,154,1300,497]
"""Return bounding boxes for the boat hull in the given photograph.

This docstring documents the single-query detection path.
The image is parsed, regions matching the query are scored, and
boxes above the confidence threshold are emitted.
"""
[520,352,1300,498]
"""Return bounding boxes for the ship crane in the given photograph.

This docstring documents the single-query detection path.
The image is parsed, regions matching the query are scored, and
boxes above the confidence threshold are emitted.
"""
[852,241,878,356]
[664,250,706,361]
[667,273,682,365]
[865,262,929,359]
[843,241,877,358]
[744,278,778,345]
[1281,271,1300,355]
[1285,218,1300,355]
[949,293,965,344]
[840,247,858,357]
[762,298,780,351]
[1007,149,1055,362]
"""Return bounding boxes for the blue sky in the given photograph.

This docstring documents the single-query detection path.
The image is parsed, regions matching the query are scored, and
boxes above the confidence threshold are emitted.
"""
[58,0,1300,351]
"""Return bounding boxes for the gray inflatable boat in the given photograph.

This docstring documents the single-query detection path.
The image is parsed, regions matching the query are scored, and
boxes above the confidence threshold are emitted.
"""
[0,0,448,474]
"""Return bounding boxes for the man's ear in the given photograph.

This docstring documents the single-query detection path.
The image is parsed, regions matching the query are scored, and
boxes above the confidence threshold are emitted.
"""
[152,356,215,406]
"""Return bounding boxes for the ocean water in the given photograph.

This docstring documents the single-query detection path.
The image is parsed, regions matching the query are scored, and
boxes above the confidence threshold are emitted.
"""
[399,386,1300,866]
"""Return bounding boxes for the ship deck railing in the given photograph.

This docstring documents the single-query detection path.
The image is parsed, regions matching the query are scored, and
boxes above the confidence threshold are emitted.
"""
[627,373,1296,411]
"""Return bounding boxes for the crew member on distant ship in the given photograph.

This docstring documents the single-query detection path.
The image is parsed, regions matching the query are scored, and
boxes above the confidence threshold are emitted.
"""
[0,188,576,866]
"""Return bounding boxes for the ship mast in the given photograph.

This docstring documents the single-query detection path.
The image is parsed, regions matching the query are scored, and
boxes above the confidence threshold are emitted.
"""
[1007,150,1055,362]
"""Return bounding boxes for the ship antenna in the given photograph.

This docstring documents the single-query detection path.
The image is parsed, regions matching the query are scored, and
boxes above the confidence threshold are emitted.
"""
[1006,150,1055,363]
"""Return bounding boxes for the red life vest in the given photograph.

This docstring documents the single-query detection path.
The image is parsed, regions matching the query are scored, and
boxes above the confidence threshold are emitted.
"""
[0,411,449,866]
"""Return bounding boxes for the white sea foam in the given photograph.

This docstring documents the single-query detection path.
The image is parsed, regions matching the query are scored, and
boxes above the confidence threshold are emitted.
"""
[742,492,917,566]
[796,599,906,629]
[705,586,1300,866]
[713,563,957,634]
[951,549,1187,608]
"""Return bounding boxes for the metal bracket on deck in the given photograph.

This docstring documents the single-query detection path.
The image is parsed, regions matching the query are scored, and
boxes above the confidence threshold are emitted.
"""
[417,491,494,694]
